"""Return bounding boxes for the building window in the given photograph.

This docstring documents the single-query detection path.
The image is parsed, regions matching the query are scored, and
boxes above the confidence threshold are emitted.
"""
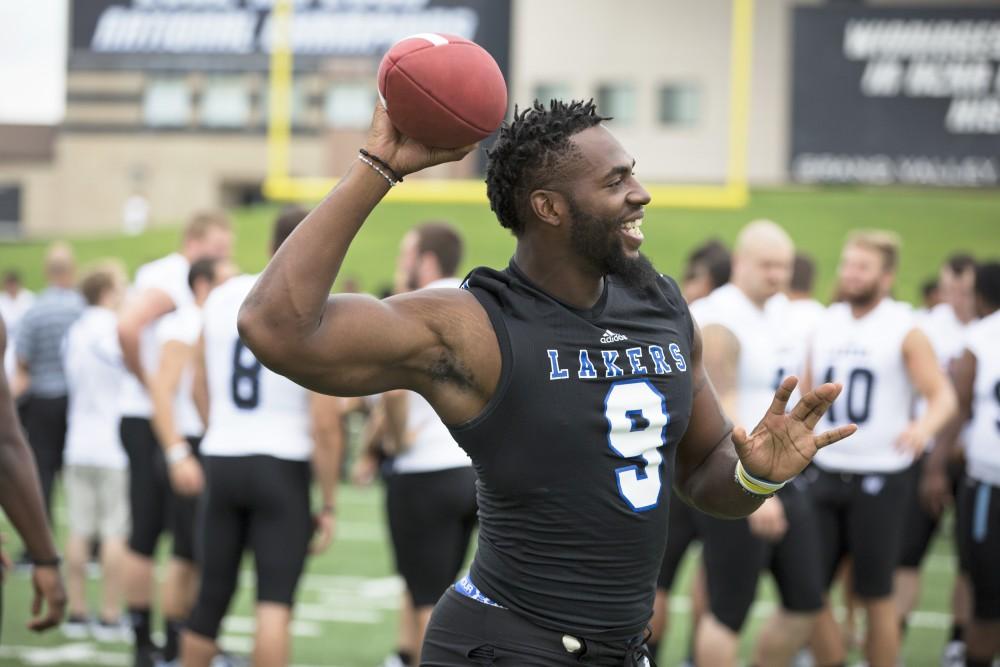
[202,76,250,128]
[143,76,190,127]
[597,84,637,126]
[533,83,572,106]
[324,83,375,129]
[659,84,700,126]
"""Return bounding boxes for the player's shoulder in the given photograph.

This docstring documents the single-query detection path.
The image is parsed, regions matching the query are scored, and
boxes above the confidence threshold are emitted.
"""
[966,310,1000,356]
[206,273,257,306]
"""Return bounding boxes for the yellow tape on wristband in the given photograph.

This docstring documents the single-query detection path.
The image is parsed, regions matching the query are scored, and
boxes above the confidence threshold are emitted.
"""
[735,460,787,496]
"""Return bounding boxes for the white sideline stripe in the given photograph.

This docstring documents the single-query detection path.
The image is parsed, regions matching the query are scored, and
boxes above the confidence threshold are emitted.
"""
[0,644,345,667]
[223,616,323,637]
[404,32,448,46]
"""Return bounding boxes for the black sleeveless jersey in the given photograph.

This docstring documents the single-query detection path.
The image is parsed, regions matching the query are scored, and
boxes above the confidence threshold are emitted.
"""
[449,261,696,643]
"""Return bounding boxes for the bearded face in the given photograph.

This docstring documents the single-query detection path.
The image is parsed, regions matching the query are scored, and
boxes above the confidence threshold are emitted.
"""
[566,197,658,290]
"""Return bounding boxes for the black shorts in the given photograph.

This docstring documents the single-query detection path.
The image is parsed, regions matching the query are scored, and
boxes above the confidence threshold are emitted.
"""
[422,587,653,667]
[169,435,202,563]
[899,454,964,569]
[958,476,1000,620]
[693,483,823,632]
[186,455,312,640]
[809,466,913,599]
[657,487,699,591]
[121,417,170,557]
[387,466,478,607]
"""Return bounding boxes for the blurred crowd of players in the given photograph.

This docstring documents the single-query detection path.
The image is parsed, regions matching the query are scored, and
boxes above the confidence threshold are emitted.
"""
[1,208,998,667]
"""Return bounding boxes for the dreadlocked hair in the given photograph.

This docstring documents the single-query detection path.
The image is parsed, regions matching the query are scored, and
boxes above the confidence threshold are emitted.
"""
[486,99,609,236]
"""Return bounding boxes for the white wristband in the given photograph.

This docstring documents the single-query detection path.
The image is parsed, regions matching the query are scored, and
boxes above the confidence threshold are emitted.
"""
[166,441,191,466]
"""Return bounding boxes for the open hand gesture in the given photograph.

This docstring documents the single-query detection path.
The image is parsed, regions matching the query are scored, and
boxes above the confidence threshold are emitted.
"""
[734,377,857,484]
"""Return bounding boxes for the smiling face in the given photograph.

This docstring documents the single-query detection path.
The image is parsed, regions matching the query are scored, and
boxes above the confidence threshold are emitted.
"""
[559,126,655,287]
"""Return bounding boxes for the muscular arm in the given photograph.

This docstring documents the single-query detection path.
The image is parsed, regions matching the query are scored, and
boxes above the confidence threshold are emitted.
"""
[902,327,958,450]
[118,287,176,383]
[673,324,765,518]
[309,393,344,511]
[921,350,973,514]
[0,322,60,563]
[238,108,493,425]
[150,339,194,451]
[699,324,740,421]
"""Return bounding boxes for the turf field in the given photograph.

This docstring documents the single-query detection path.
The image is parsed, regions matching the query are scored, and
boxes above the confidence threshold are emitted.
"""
[0,483,968,666]
[0,186,998,666]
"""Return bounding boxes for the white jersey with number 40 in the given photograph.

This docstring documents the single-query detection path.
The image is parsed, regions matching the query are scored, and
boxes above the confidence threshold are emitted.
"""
[200,274,312,461]
[810,298,917,473]
[965,310,1000,487]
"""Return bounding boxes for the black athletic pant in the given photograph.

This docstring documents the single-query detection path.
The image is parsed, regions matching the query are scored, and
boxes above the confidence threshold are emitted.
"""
[186,455,313,640]
[656,486,699,591]
[693,483,823,632]
[422,588,655,667]
[387,466,478,607]
[121,417,171,557]
[22,395,68,521]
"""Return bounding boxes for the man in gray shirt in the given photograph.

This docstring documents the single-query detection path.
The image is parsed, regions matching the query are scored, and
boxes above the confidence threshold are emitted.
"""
[15,242,85,519]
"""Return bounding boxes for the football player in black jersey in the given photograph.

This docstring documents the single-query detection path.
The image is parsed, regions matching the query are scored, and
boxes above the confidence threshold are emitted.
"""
[239,99,857,666]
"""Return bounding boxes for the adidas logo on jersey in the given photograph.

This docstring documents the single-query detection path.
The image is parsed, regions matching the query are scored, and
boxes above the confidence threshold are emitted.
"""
[600,329,628,344]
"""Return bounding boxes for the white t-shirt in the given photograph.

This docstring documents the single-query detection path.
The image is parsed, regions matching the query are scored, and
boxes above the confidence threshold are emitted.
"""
[811,299,917,473]
[119,253,193,418]
[778,297,825,379]
[63,307,128,469]
[200,274,312,461]
[154,305,204,438]
[691,284,785,430]
[964,310,1000,487]
[392,277,472,474]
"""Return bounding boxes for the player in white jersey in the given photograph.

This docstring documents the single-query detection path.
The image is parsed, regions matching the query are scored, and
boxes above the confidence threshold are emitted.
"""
[61,263,129,640]
[371,223,478,667]
[898,253,977,666]
[686,222,824,667]
[943,262,1000,667]
[116,211,232,667]
[181,208,342,667]
[806,231,957,667]
[145,257,232,665]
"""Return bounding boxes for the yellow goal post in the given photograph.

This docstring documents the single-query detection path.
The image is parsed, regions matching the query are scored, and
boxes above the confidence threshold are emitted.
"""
[263,0,753,208]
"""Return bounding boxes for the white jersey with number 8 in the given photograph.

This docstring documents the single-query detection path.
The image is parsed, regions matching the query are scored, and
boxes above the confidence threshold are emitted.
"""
[200,274,312,461]
[810,298,917,473]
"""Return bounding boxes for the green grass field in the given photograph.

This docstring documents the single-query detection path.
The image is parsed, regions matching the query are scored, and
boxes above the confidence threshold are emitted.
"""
[0,482,965,666]
[0,186,997,666]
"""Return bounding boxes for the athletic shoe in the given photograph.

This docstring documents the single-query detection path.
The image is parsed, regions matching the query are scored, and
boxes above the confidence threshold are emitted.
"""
[940,640,965,667]
[92,617,130,643]
[379,655,407,667]
[61,615,91,639]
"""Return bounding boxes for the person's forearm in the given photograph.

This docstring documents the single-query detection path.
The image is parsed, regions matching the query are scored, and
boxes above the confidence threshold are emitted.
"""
[918,383,958,441]
[0,436,59,561]
[382,391,410,454]
[312,428,342,508]
[678,432,765,519]
[239,164,389,370]
[150,381,183,451]
[118,324,144,381]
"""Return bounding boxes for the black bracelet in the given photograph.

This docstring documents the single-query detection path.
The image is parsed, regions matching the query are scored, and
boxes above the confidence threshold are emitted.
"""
[359,149,403,183]
[32,555,62,568]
